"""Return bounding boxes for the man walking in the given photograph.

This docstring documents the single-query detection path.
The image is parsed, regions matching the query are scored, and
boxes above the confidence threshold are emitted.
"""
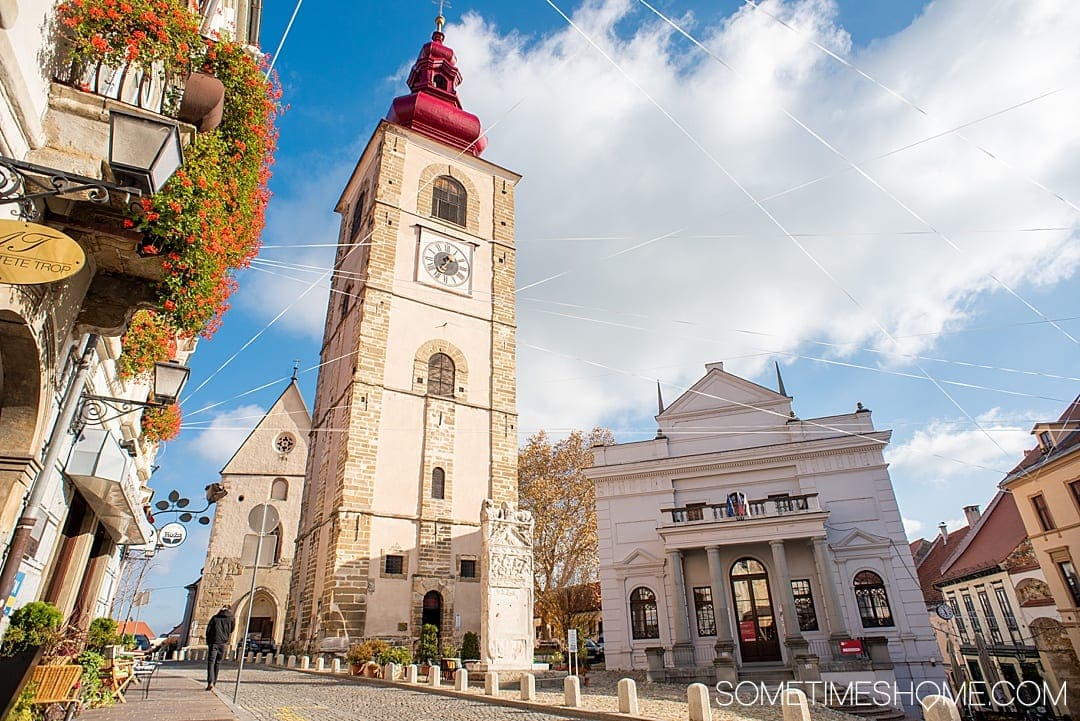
[205,604,235,690]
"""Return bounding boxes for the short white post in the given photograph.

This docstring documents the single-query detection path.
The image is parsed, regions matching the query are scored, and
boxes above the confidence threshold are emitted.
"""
[688,682,712,721]
[300,655,310,670]
[315,657,325,672]
[484,671,499,696]
[429,665,441,687]
[454,668,468,691]
[564,676,581,708]
[922,695,962,721]
[782,688,810,721]
[177,649,186,661]
[276,653,285,666]
[287,655,296,668]
[331,658,341,674]
[618,678,639,715]
[520,673,536,701]
[406,664,418,683]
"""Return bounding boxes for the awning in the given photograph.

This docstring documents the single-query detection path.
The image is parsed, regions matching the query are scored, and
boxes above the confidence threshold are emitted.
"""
[66,428,153,545]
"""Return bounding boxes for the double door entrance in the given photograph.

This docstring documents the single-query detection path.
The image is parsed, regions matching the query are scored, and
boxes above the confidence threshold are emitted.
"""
[730,557,782,662]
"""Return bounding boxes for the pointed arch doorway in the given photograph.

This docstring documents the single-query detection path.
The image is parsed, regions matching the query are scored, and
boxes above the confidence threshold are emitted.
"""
[730,558,781,662]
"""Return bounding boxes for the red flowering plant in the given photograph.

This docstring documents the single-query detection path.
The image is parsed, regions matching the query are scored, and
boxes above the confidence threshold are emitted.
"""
[56,0,202,87]
[54,0,281,443]
[140,404,182,443]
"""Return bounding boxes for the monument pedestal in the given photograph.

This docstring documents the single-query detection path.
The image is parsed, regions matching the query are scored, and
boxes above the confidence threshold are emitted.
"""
[479,500,535,672]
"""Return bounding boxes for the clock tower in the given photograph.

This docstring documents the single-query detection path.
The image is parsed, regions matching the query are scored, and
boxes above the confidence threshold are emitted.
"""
[285,18,521,650]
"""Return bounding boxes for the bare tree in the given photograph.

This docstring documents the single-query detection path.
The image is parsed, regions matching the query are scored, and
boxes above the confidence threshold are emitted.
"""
[518,427,613,641]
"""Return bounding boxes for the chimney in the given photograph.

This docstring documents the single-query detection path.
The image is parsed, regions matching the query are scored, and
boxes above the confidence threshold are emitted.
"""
[963,505,981,526]
[938,522,948,544]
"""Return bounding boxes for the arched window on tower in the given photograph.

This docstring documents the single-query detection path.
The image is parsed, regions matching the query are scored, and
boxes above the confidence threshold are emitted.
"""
[427,353,455,397]
[433,74,448,90]
[432,176,466,227]
[271,478,288,501]
[431,467,445,499]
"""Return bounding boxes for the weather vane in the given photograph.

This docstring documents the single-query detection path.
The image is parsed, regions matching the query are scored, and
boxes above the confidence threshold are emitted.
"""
[434,0,451,33]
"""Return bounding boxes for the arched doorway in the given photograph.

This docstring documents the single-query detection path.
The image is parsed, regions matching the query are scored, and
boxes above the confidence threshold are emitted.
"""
[730,557,781,662]
[422,590,442,631]
[244,591,277,650]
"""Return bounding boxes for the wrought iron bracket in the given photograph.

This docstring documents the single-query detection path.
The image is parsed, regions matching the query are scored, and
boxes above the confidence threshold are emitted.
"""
[0,155,143,221]
[73,393,162,430]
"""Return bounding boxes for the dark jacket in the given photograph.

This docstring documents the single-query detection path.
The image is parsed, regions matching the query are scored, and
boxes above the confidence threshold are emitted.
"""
[205,608,235,646]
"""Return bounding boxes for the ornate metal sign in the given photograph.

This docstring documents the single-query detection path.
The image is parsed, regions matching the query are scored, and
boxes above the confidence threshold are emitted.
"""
[0,220,85,284]
[158,522,187,548]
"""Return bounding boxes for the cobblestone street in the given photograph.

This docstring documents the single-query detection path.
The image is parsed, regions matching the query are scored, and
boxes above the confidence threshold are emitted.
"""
[170,664,583,721]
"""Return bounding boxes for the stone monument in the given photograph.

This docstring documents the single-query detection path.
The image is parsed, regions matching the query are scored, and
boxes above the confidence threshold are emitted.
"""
[479,499,534,670]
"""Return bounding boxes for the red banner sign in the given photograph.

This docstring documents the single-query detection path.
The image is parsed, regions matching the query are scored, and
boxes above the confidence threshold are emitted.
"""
[839,639,864,655]
[739,620,757,643]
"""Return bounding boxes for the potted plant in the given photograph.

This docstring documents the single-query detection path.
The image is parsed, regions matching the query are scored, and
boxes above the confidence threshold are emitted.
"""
[416,624,439,677]
[346,639,389,676]
[460,632,480,669]
[374,646,411,679]
[0,601,63,720]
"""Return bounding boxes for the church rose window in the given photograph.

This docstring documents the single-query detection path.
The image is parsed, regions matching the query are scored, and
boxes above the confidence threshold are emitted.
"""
[630,587,659,639]
[853,570,894,627]
[427,353,455,397]
[274,432,296,454]
[432,176,466,226]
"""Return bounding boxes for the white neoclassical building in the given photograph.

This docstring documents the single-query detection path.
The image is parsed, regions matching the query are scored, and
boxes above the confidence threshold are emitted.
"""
[587,362,941,699]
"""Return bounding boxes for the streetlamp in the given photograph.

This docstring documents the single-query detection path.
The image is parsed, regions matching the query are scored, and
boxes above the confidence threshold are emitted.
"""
[74,359,190,431]
[0,109,182,220]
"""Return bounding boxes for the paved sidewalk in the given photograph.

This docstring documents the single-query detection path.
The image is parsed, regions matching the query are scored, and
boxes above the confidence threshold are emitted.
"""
[79,666,239,721]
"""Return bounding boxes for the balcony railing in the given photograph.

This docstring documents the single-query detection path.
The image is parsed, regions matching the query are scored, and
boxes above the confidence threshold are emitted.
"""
[661,493,821,525]
[57,60,185,118]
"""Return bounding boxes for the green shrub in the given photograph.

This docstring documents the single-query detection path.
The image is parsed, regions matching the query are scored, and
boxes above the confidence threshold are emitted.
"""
[460,632,480,661]
[4,683,35,721]
[345,639,389,664]
[0,602,62,655]
[87,618,119,650]
[416,624,439,664]
[75,650,111,708]
[375,646,412,666]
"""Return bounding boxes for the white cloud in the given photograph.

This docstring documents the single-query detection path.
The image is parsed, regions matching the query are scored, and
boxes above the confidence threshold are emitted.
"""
[435,0,1080,432]
[902,517,924,537]
[885,407,1034,485]
[186,404,266,467]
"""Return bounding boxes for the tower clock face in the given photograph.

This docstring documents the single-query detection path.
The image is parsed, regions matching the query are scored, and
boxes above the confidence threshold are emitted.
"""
[421,240,471,288]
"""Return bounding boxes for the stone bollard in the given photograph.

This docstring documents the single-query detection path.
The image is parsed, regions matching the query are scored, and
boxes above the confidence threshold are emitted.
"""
[922,695,961,721]
[781,688,810,721]
[429,666,441,688]
[287,655,296,668]
[406,664,419,684]
[300,655,310,670]
[618,678,639,715]
[520,673,536,701]
[688,683,712,721]
[315,657,325,672]
[564,675,582,708]
[276,654,285,666]
[454,668,468,691]
[484,671,499,696]
[177,649,186,661]
[331,658,341,674]
[384,663,398,681]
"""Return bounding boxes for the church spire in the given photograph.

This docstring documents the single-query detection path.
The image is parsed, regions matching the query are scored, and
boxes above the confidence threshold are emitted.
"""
[386,11,488,156]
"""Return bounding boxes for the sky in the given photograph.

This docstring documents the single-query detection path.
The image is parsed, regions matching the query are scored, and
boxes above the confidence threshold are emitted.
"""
[135,0,1080,636]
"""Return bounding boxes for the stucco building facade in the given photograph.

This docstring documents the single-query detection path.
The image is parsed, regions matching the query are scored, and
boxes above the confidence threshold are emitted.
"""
[284,22,521,653]
[586,363,941,706]
[188,380,309,650]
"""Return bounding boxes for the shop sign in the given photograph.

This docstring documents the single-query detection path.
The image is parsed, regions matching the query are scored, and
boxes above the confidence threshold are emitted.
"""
[0,220,85,284]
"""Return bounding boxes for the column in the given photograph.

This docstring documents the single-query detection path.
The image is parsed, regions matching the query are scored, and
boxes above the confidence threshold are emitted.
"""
[769,539,802,642]
[812,536,849,639]
[706,545,737,684]
[665,549,691,645]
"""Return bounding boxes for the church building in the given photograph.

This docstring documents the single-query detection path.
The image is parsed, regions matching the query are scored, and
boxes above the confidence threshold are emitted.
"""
[284,16,521,652]
[187,379,310,650]
[587,362,941,708]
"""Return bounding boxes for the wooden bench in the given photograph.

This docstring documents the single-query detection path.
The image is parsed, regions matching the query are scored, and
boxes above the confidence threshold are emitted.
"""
[31,665,82,721]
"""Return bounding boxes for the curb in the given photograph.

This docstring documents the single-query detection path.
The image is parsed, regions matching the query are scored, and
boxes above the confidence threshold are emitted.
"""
[282,665,662,721]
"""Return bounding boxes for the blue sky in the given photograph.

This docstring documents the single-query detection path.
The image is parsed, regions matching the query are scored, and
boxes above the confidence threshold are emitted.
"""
[136,0,1080,635]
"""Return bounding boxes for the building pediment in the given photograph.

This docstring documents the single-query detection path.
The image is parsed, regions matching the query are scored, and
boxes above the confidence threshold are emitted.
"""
[616,547,664,569]
[659,365,791,422]
[832,528,892,550]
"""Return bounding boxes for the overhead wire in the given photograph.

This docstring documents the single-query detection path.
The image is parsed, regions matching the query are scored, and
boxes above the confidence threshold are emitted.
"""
[636,0,1078,347]
[541,0,1022,464]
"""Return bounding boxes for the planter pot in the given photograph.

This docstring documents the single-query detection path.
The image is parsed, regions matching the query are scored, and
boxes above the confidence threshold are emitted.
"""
[349,662,362,676]
[0,645,45,720]
[361,662,379,678]
[178,71,225,132]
